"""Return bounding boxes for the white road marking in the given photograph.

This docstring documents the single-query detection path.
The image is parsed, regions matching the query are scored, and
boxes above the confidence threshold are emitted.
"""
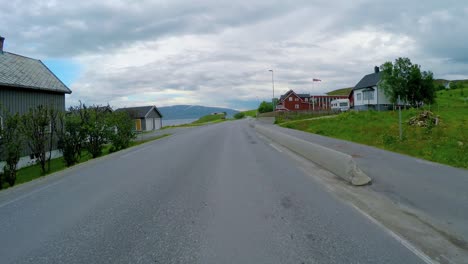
[349,203,437,264]
[0,179,64,209]
[269,143,283,152]
[120,145,153,158]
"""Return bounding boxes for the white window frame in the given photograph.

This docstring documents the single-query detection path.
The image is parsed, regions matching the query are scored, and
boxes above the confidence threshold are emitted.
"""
[295,98,299,101]
[305,98,309,102]
[295,104,299,109]
[289,97,293,101]
[357,93,362,101]
[0,116,3,130]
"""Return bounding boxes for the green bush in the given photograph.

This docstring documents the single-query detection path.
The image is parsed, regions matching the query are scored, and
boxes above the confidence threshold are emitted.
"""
[234,112,245,119]
[109,111,136,152]
[1,112,23,187]
[57,110,85,167]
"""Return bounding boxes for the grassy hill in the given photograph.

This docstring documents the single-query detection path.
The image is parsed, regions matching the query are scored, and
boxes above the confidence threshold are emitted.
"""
[279,87,468,168]
[242,109,257,117]
[326,87,353,96]
[191,113,226,124]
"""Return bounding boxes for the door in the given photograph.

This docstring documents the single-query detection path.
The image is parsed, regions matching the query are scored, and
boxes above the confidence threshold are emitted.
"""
[135,119,142,131]
[145,118,154,131]
[154,118,161,130]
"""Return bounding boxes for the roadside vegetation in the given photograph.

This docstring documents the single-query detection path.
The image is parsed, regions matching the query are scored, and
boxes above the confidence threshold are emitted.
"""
[163,113,228,129]
[279,88,467,168]
[0,103,169,190]
[192,112,226,124]
[242,109,257,117]
[234,112,245,119]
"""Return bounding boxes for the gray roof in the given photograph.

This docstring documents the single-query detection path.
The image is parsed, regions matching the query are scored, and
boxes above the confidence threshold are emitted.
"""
[116,105,163,118]
[354,72,382,90]
[279,90,310,101]
[0,52,71,94]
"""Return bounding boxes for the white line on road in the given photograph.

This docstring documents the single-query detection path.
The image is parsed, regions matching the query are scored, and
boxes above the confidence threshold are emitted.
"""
[120,145,154,158]
[349,203,437,264]
[0,179,64,209]
[269,143,283,152]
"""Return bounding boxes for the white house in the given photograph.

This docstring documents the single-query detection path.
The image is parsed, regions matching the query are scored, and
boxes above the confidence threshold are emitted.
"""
[352,66,392,111]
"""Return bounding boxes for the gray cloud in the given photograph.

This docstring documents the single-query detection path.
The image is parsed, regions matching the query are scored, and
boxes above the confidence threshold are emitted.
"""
[2,0,468,109]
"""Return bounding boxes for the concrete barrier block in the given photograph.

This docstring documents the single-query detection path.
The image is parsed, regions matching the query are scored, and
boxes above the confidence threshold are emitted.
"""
[255,124,371,186]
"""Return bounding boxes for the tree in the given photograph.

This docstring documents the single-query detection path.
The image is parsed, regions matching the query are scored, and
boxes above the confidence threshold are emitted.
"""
[47,107,59,171]
[21,105,51,174]
[258,101,273,113]
[57,107,86,167]
[380,57,436,106]
[108,111,135,152]
[82,105,112,158]
[1,112,24,187]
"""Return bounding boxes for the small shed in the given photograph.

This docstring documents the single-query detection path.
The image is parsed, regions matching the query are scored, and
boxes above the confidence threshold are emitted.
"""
[115,105,163,131]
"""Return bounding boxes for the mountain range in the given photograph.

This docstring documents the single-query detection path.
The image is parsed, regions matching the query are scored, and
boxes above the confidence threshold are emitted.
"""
[158,105,239,120]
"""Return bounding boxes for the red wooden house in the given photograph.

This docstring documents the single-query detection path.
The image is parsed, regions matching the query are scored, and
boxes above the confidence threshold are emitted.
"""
[276,89,348,111]
[276,90,310,111]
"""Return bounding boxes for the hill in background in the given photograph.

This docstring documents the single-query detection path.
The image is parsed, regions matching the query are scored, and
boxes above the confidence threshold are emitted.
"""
[158,105,239,120]
[326,87,353,96]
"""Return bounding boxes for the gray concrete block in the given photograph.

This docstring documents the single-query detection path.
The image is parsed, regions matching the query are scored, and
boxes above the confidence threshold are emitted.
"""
[255,124,371,186]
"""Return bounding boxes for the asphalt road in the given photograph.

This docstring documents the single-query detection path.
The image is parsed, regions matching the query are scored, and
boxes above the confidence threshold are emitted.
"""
[263,122,468,240]
[0,120,425,264]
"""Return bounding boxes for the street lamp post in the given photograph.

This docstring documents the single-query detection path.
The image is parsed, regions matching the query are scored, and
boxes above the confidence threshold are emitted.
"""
[269,69,275,112]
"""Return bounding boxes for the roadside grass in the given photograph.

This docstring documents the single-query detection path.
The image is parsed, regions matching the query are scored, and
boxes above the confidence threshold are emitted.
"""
[1,134,171,190]
[279,88,468,168]
[191,113,226,124]
[275,112,336,124]
[242,110,257,117]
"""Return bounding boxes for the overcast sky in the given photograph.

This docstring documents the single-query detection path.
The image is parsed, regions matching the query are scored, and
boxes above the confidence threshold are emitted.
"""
[1,0,467,110]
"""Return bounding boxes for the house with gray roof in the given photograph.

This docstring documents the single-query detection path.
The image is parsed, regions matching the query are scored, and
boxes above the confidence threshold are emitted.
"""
[0,36,72,168]
[115,105,163,131]
[0,36,72,120]
[352,66,392,111]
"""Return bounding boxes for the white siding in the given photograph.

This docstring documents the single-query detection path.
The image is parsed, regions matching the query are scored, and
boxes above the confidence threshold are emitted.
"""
[354,86,391,106]
[145,118,154,131]
[154,118,162,130]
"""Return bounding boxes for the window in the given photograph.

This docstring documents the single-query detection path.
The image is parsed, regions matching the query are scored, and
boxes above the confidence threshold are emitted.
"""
[357,93,362,101]
[340,102,348,107]
[289,97,293,101]
[295,98,299,101]
[363,91,374,100]
[305,98,309,102]
[295,104,299,109]
[0,116,3,130]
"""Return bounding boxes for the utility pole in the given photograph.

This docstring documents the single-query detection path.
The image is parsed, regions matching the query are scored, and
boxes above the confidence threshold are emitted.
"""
[269,70,275,112]
[398,95,402,140]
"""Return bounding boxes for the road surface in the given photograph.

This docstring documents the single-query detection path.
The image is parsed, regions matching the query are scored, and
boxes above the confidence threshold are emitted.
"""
[262,122,468,239]
[0,120,425,263]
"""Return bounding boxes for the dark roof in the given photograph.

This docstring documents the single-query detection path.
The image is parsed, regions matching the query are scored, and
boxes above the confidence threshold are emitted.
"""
[354,72,382,90]
[279,90,310,101]
[0,52,71,94]
[116,105,163,118]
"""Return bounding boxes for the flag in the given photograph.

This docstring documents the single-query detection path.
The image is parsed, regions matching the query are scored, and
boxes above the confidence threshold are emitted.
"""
[313,78,322,82]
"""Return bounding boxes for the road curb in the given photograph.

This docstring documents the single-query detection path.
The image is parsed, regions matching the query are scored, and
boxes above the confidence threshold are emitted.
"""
[254,123,371,186]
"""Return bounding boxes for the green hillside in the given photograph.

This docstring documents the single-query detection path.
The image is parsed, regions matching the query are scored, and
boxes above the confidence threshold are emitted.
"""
[326,87,353,96]
[279,88,468,168]
[191,113,226,124]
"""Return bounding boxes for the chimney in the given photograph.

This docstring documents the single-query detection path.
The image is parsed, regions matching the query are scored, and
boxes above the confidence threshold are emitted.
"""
[374,66,380,73]
[0,36,4,53]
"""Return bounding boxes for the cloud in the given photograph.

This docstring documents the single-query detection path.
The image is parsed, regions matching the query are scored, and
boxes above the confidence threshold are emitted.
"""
[2,0,468,110]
